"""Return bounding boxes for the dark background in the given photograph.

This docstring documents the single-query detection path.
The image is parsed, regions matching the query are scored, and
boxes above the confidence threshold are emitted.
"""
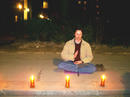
[0,0,129,45]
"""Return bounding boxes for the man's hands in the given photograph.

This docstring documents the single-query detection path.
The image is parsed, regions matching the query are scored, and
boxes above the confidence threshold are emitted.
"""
[74,60,83,65]
[74,50,83,65]
[74,50,82,65]
[74,50,78,59]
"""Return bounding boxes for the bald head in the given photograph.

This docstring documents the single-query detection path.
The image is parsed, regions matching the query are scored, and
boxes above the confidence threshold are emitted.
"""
[75,30,82,42]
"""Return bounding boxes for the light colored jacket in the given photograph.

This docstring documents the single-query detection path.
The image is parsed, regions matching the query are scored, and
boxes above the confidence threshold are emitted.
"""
[61,38,93,63]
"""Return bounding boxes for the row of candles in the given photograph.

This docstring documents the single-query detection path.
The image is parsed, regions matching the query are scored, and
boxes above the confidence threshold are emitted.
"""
[30,74,106,88]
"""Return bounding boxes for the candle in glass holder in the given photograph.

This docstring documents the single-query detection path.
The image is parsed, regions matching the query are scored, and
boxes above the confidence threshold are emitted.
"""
[100,74,106,87]
[30,75,35,88]
[65,75,70,88]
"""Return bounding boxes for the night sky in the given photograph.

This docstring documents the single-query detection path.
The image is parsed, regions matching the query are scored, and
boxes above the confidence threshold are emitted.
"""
[105,0,129,33]
[0,0,129,34]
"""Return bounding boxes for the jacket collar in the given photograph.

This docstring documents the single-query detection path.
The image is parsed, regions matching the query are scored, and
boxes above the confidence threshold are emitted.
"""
[71,38,85,46]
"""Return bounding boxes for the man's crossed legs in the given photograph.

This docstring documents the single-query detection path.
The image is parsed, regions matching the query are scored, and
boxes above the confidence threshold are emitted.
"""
[58,61,96,74]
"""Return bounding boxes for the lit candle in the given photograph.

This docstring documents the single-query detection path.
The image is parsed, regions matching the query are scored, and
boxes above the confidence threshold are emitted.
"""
[65,75,70,88]
[30,75,35,88]
[100,74,106,87]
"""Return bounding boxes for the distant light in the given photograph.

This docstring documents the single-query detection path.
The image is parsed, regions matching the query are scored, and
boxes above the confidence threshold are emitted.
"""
[17,3,23,10]
[24,0,28,20]
[43,1,48,8]
[96,5,100,8]
[78,1,81,4]
[39,14,44,19]
[83,1,87,5]
[25,8,30,12]
[15,15,18,22]
[46,17,51,21]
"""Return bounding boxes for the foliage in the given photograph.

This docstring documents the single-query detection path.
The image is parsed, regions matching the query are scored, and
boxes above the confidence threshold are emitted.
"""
[10,18,95,44]
[8,18,130,47]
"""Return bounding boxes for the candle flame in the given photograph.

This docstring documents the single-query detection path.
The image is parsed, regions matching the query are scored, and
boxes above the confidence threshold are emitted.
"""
[30,75,35,81]
[65,75,70,80]
[101,74,106,80]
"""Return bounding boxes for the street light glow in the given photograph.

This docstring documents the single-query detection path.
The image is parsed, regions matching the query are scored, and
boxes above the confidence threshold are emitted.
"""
[43,1,48,8]
[24,0,28,20]
[25,8,30,12]
[15,15,18,22]
[39,14,44,19]
[78,1,81,4]
[17,3,23,10]
[84,1,87,5]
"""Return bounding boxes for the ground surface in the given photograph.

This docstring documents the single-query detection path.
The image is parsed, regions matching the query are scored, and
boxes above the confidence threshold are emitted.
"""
[0,41,130,97]
[1,96,130,97]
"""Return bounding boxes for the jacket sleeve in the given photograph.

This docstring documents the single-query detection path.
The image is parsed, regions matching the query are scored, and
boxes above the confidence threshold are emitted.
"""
[61,42,74,61]
[82,43,93,63]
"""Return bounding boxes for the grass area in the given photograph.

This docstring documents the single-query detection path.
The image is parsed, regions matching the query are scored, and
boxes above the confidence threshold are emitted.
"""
[0,40,130,54]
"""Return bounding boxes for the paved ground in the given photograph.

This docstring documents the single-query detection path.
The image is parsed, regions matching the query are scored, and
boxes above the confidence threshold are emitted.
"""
[1,96,130,97]
[0,47,130,97]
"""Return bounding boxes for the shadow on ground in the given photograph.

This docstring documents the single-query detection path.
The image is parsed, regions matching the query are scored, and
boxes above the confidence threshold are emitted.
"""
[53,58,64,72]
[53,58,63,66]
[122,72,130,97]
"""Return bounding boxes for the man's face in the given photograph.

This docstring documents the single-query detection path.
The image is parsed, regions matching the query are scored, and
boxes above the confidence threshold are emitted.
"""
[75,30,82,41]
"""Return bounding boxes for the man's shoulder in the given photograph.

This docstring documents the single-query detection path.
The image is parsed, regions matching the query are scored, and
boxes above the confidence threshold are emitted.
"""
[65,39,74,45]
[65,39,91,46]
[82,39,90,46]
